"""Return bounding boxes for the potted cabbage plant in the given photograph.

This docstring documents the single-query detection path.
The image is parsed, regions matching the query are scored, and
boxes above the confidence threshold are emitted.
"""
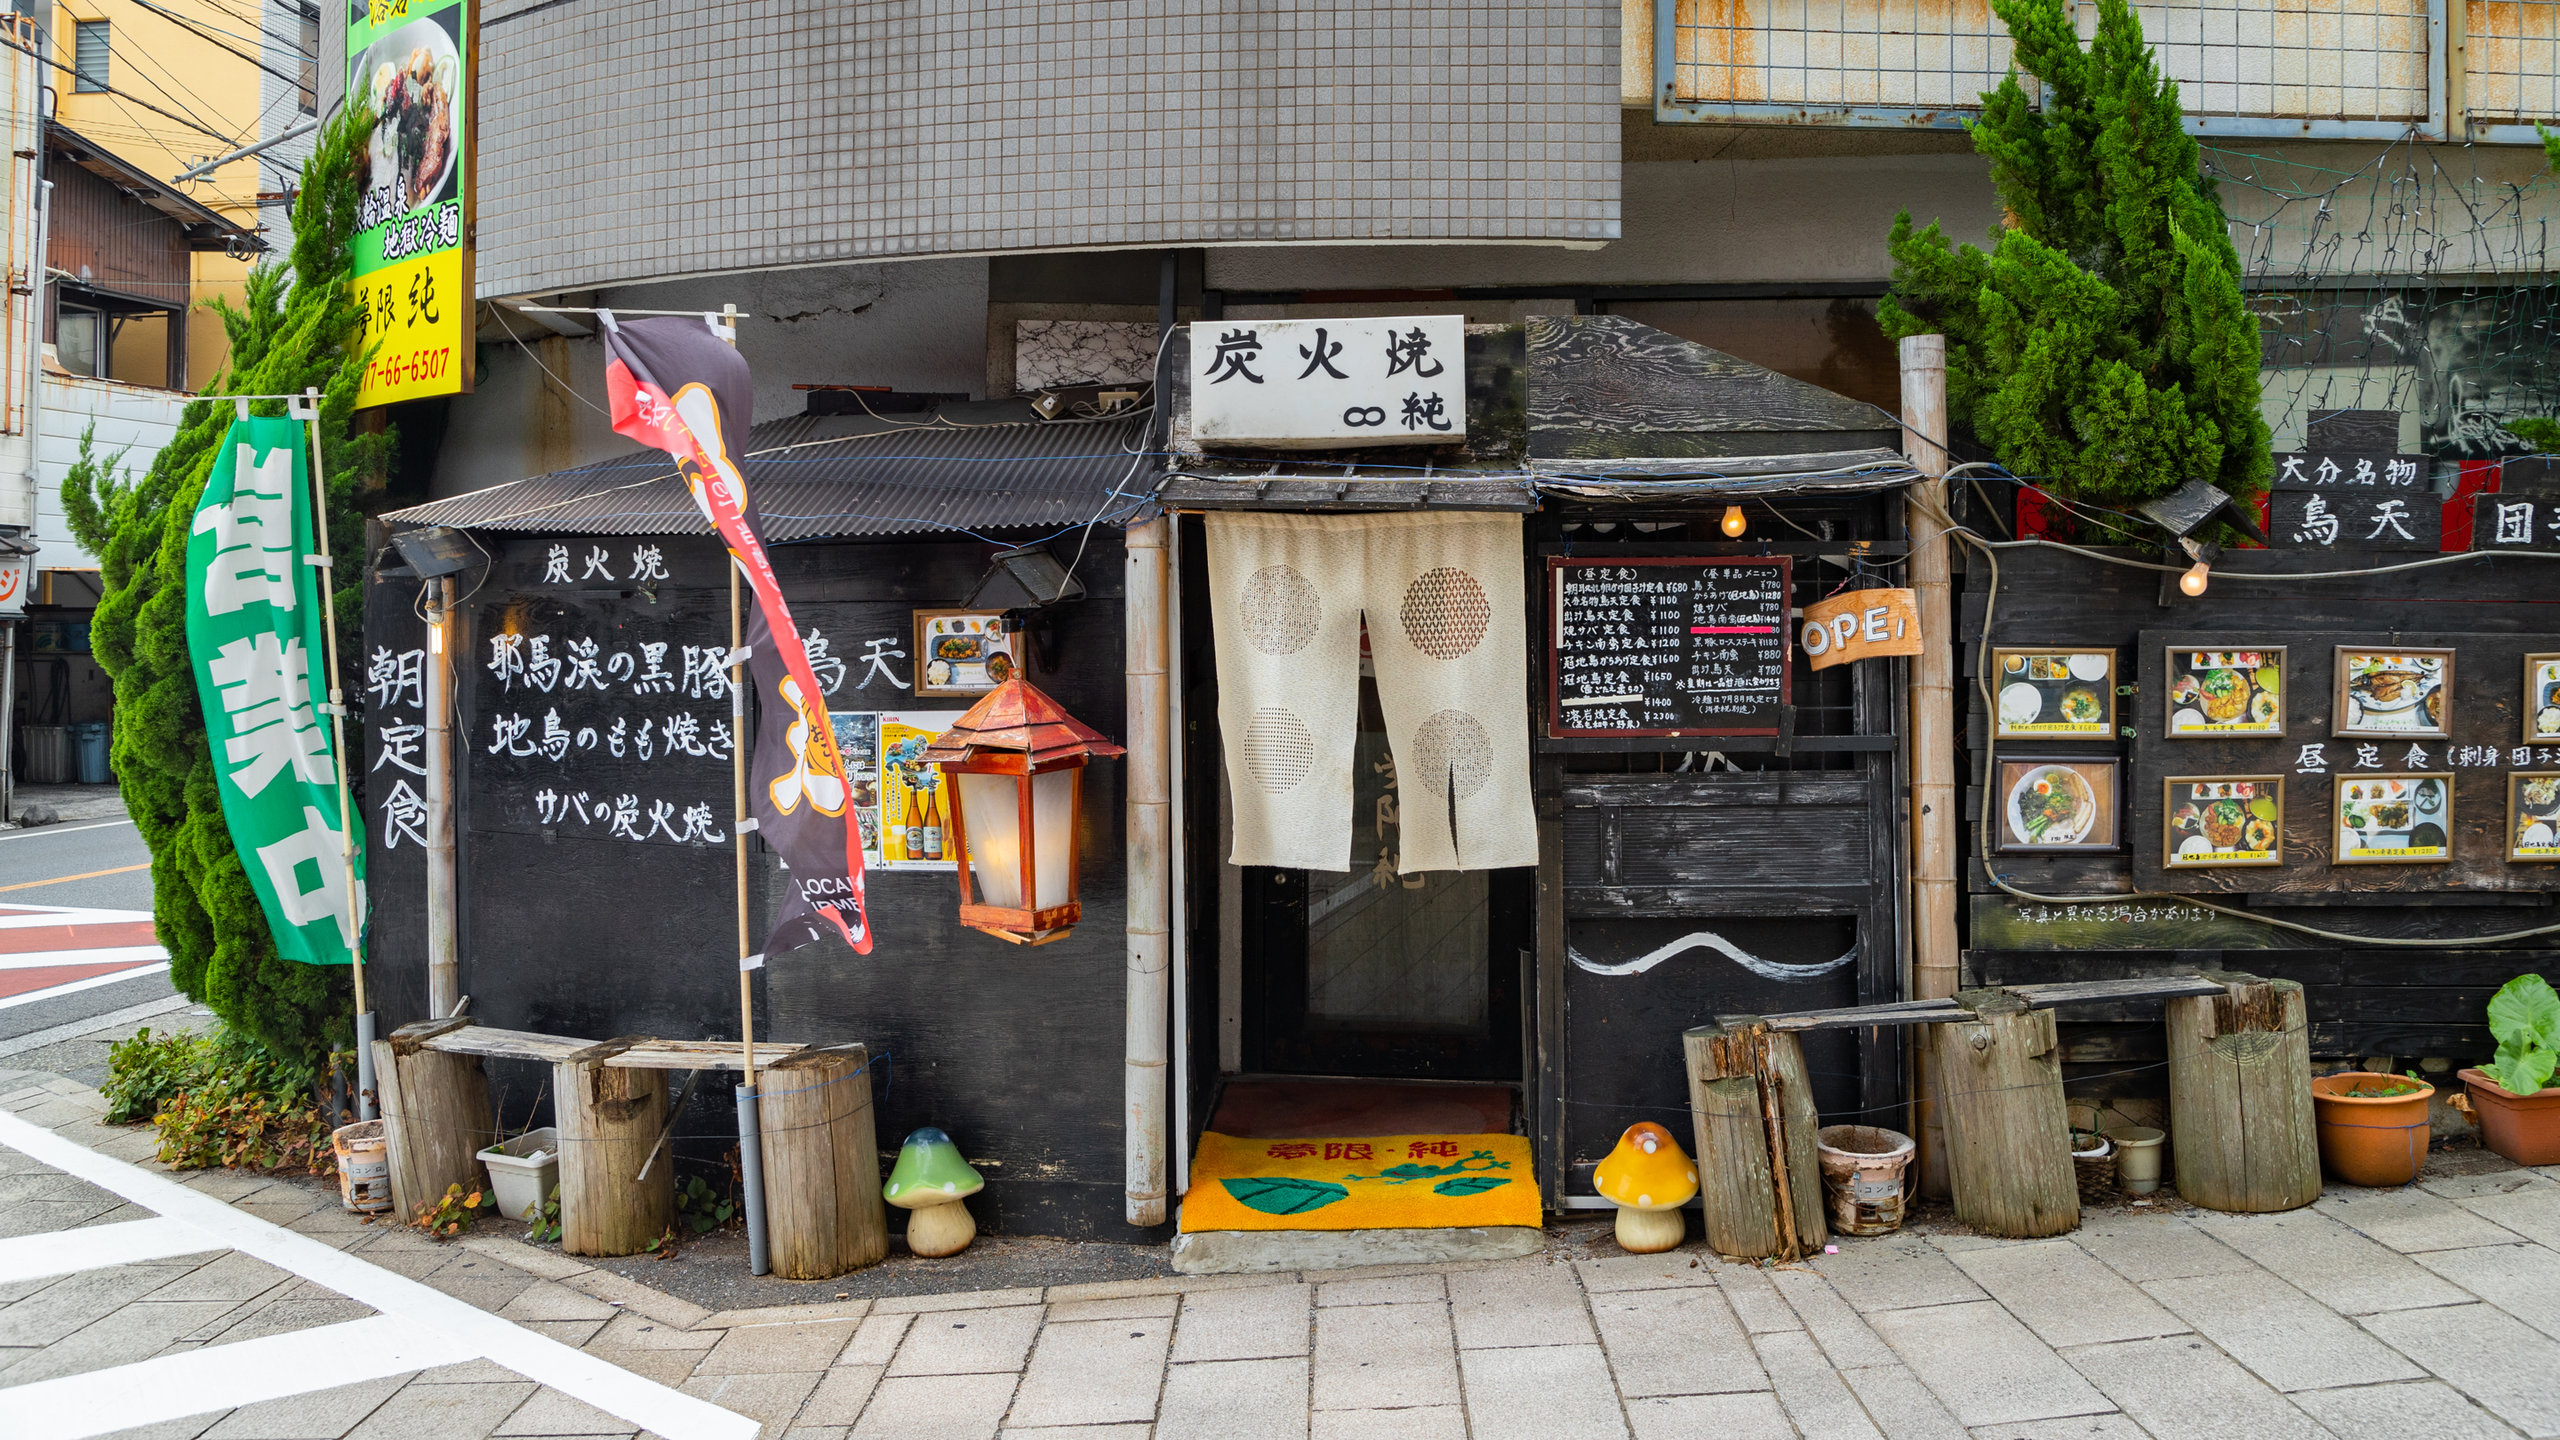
[2459,974,2560,1166]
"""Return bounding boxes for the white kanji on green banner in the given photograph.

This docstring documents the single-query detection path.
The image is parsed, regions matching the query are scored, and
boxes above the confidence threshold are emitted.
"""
[184,416,364,965]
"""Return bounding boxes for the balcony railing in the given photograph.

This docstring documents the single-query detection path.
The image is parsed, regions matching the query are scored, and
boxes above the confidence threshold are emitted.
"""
[1650,0,2554,141]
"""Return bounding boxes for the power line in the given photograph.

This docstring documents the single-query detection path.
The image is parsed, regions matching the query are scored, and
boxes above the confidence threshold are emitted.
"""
[0,35,235,146]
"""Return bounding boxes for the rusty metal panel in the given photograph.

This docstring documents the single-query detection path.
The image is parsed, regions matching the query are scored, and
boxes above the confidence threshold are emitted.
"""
[45,162,189,309]
[2466,0,2560,137]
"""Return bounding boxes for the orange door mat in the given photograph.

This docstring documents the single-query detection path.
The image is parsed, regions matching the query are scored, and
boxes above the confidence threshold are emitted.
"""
[1181,1132,1538,1233]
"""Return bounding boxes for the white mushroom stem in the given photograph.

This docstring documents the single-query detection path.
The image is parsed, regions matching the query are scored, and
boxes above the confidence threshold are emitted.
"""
[1614,1205,1684,1254]
[905,1197,976,1257]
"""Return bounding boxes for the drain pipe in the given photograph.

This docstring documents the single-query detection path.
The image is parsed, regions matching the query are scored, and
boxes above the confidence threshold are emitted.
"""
[1125,515,1171,1226]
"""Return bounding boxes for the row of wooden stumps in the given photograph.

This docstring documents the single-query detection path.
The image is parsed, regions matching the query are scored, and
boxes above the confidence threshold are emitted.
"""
[373,1019,890,1279]
[1688,972,2319,1251]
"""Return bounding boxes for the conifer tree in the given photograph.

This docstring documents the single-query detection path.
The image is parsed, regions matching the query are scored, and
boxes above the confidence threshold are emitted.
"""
[1878,0,2270,518]
[62,102,390,1062]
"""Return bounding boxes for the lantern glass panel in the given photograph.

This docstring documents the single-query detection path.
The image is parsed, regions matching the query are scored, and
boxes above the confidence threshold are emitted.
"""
[957,770,1023,908]
[1033,768,1077,910]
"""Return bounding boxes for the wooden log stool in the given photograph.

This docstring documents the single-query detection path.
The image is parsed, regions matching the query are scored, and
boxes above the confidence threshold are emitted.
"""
[556,1038,675,1257]
[1683,1019,1826,1259]
[374,1018,494,1221]
[2166,971,2319,1213]
[758,1043,889,1279]
[1936,988,2078,1238]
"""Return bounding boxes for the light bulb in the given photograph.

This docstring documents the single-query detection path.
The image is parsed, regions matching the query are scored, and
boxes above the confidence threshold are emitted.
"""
[2179,561,2210,597]
[428,620,445,654]
[1721,505,1747,538]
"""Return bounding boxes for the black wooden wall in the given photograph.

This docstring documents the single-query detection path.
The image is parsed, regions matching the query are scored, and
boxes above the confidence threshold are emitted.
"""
[363,528,1148,1241]
[1962,546,2560,1100]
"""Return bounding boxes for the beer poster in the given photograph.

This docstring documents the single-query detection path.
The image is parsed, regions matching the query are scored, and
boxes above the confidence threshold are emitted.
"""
[870,711,963,871]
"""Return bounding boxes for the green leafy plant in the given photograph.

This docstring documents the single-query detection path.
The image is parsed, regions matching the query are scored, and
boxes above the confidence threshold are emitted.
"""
[416,1180,495,1239]
[525,1184,562,1245]
[2340,1076,2426,1099]
[1878,0,2269,527]
[675,1172,738,1235]
[2483,974,2560,1098]
[59,98,392,1066]
[102,1026,210,1125]
[107,1022,341,1174]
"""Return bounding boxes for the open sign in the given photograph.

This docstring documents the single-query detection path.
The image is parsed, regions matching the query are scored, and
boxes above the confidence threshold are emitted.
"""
[1800,588,1922,671]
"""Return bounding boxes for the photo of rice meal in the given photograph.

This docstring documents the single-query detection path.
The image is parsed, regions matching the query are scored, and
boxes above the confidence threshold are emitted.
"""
[2165,777,2282,867]
[1993,649,2113,737]
[2334,773,2451,863]
[2511,771,2560,860]
[2167,646,2283,738]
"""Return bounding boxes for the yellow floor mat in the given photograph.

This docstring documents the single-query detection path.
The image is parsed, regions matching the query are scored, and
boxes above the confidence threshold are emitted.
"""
[1180,1131,1538,1233]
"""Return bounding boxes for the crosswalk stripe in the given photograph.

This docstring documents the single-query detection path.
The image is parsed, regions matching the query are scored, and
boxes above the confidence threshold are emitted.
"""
[0,961,171,1011]
[4,1315,474,1440]
[0,945,169,971]
[0,1216,219,1283]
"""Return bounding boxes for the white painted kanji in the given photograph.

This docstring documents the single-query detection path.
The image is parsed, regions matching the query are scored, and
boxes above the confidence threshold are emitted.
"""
[207,633,334,795]
[191,443,299,614]
[255,806,357,944]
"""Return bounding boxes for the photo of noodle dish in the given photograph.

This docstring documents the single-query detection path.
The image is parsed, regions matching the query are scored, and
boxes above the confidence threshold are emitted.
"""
[2511,772,2560,860]
[2335,774,2451,863]
[2167,647,2283,737]
[1999,760,2115,850]
[2336,648,2452,739]
[358,17,461,218]
[2164,778,2282,867]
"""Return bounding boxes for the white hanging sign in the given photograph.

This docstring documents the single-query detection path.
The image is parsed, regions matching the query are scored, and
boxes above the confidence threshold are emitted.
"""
[1188,315,1466,450]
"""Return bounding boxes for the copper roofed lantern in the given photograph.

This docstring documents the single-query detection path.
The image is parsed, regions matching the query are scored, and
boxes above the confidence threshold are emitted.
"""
[918,679,1124,945]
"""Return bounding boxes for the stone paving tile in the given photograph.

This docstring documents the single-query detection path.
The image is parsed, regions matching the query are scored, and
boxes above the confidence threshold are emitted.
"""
[1004,1315,1171,1429]
[1040,1293,1178,1322]
[2420,1170,2553,1201]
[697,1302,872,1330]
[2313,1186,2530,1252]
[1574,1249,1722,1293]
[200,1295,377,1345]
[678,1371,823,1440]
[1627,1391,1797,1440]
[1315,1272,1443,1307]
[836,1312,913,1368]
[198,1374,410,1439]
[2360,1302,2560,1437]
[1815,1235,1990,1313]
[0,1194,128,1236]
[1311,1300,1459,1412]
[2288,1378,2525,1440]
[1715,1263,1804,1333]
[1458,1342,1627,1440]
[2452,1184,2560,1251]
[516,1317,608,1347]
[1308,1406,1468,1440]
[872,1287,1043,1314]
[1949,1239,2189,1349]
[1771,1265,1901,1369]
[574,1346,699,1388]
[2071,1215,2258,1284]
[2143,1269,2424,1392]
[1961,1418,2154,1439]
[692,1318,863,1376]
[2413,1241,2560,1340]
[2189,1210,2470,1314]
[998,1428,1145,1440]
[849,1373,1016,1440]
[589,1309,717,1351]
[1044,1273,1292,1303]
[1753,1329,1886,1440]
[492,1388,640,1436]
[790,1364,885,1427]
[1842,1362,1972,1440]
[0,1260,210,1347]
[2062,1336,2331,1440]
[498,1280,624,1324]
[347,1377,539,1440]
[884,1305,1043,1378]
[2,1298,238,1383]
[1589,1285,1767,1397]
[558,1268,711,1329]
[1447,1262,1593,1349]
[1868,1301,2113,1428]
[1157,1356,1308,1440]
[1171,1281,1310,1362]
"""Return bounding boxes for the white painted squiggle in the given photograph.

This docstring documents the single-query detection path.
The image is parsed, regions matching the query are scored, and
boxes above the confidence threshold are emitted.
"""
[1567,928,1857,982]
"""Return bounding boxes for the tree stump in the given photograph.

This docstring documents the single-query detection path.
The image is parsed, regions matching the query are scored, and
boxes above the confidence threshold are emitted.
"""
[374,1020,492,1222]
[2167,972,2319,1214]
[759,1044,889,1279]
[1686,1021,1778,1259]
[555,1040,674,1257]
[1936,989,2078,1238]
[1763,1029,1828,1254]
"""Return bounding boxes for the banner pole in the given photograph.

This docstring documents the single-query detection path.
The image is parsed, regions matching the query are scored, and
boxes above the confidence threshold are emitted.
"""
[298,388,373,1121]
[731,562,770,1275]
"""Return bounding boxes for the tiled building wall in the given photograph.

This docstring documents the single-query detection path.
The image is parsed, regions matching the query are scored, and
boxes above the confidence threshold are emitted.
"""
[467,0,1622,297]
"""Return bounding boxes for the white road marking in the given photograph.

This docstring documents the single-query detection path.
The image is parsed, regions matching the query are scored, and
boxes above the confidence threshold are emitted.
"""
[0,962,171,1011]
[7,1315,473,1440]
[0,1216,217,1283]
[0,1109,758,1440]
[0,904,154,926]
[0,945,170,971]
[0,819,137,844]
[0,992,196,1059]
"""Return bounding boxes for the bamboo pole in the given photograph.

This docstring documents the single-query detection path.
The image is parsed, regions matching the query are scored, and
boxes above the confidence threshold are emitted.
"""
[730,561,771,1276]
[1123,516,1171,1227]
[1900,334,1956,1199]
[297,389,373,1118]
[424,573,457,1018]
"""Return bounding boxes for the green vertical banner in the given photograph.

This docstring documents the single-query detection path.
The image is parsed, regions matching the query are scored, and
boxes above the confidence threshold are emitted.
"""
[184,417,365,966]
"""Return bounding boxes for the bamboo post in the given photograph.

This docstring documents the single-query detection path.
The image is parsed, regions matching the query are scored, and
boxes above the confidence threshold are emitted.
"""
[1902,334,1956,1200]
[1124,516,1171,1226]
[1935,989,2079,1238]
[424,574,458,1017]
[1762,1030,1828,1255]
[295,388,374,1119]
[374,1022,492,1220]
[1685,1021,1779,1259]
[555,1041,673,1256]
[2167,972,2319,1214]
[759,1043,889,1279]
[729,563,772,1276]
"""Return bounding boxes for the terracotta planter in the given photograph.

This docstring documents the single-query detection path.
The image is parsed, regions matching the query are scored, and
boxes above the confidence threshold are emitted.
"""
[2310,1072,2434,1187]
[2459,1068,2560,1167]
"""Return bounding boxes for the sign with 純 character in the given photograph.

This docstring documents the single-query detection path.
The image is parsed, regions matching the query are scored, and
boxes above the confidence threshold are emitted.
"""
[1188,315,1465,449]
[349,0,474,408]
[1799,588,1921,672]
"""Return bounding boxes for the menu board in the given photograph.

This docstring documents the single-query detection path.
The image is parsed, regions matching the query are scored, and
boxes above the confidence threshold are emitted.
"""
[1546,556,1791,739]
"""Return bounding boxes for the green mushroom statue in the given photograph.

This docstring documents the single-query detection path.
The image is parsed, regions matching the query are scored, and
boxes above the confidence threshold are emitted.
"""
[884,1127,985,1257]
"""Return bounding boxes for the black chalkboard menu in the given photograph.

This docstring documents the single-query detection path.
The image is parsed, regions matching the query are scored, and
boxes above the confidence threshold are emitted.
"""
[1545,556,1792,739]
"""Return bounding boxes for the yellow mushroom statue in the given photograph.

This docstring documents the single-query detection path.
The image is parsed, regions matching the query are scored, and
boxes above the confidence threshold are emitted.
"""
[1592,1122,1700,1253]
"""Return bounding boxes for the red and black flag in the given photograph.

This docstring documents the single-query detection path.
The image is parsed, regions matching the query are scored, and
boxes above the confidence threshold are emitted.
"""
[600,312,871,958]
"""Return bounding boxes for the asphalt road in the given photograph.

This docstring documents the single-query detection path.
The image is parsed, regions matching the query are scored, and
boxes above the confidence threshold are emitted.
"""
[0,806,194,1072]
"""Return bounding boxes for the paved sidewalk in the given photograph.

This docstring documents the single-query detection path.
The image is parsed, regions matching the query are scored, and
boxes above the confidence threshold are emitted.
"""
[7,1070,2560,1439]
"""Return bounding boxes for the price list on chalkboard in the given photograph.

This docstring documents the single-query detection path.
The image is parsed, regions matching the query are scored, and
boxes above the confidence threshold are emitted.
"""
[1546,556,1792,739]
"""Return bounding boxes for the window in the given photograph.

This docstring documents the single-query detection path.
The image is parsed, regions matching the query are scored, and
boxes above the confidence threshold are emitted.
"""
[295,5,317,115]
[71,19,106,93]
[55,305,100,378]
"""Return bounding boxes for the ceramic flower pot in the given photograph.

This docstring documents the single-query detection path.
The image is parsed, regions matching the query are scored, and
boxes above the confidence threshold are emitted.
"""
[2310,1072,2434,1187]
[2459,1068,2560,1167]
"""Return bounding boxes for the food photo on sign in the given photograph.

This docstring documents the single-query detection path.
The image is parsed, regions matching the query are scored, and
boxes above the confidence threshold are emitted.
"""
[1991,648,2115,738]
[2164,777,2283,868]
[913,610,1018,696]
[1994,756,2122,854]
[2510,773,2560,862]
[2334,774,2453,863]
[2525,655,2560,743]
[2335,648,2452,739]
[2166,647,2284,737]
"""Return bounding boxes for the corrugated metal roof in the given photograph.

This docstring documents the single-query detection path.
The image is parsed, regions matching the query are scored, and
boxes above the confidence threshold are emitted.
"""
[382,406,1155,541]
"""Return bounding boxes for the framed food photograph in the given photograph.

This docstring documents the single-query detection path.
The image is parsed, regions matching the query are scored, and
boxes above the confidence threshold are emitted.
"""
[1993,755,2122,854]
[2333,773,2453,864]
[2164,776,2284,868]
[2165,647,2284,738]
[1991,649,2116,739]
[2510,772,2560,861]
[2527,656,2560,744]
[2334,647,2452,739]
[913,610,1019,698]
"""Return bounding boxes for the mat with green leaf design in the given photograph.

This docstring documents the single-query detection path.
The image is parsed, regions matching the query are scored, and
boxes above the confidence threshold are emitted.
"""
[1179,1131,1538,1232]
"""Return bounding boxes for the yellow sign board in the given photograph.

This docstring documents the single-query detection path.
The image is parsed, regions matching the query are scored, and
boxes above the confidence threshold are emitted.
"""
[354,249,467,407]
